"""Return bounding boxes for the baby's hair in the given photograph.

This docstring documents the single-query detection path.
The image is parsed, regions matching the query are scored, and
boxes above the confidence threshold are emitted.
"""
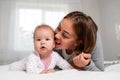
[33,24,54,39]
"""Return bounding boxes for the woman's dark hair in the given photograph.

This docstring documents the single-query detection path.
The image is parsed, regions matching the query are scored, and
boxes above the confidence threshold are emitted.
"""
[64,11,98,54]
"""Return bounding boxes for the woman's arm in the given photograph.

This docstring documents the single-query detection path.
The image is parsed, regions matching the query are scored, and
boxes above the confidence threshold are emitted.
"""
[82,33,104,71]
[54,34,104,71]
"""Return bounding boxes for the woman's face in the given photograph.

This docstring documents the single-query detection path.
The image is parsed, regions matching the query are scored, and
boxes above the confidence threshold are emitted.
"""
[55,18,78,50]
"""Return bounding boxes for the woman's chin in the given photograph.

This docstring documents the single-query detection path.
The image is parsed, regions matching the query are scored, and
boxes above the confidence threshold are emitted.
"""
[55,45,61,50]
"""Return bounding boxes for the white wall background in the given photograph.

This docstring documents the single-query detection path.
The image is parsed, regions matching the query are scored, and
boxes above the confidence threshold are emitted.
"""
[0,0,120,65]
[99,0,120,61]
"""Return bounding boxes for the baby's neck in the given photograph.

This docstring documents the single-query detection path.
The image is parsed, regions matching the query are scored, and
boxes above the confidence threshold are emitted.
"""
[40,53,51,59]
[40,53,52,68]
[41,56,51,63]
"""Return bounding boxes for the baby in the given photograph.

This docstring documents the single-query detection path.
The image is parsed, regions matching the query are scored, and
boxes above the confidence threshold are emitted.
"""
[9,24,73,74]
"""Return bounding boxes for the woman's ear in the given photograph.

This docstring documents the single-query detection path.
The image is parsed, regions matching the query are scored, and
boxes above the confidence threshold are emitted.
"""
[73,40,83,53]
[74,42,78,47]
[75,40,82,46]
[78,40,83,44]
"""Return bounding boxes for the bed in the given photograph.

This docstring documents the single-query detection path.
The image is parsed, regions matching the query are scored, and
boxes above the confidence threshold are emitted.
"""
[0,61,120,80]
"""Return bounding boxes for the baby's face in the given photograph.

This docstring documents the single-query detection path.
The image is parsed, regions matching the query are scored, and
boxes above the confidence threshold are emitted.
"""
[34,27,55,56]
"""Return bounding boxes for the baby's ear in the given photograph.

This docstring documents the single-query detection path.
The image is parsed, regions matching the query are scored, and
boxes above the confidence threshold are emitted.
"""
[53,42,55,48]
[54,45,55,48]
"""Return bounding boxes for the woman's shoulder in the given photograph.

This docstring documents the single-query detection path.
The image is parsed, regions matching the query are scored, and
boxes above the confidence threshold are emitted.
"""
[53,49,62,54]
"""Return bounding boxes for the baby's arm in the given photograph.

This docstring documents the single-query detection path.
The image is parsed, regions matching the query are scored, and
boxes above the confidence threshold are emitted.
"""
[9,58,27,71]
[26,54,43,74]
[54,52,73,70]
[40,69,55,74]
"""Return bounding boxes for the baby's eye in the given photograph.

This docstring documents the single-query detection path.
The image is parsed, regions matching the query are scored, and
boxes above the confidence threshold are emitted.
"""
[46,38,50,41]
[36,39,41,41]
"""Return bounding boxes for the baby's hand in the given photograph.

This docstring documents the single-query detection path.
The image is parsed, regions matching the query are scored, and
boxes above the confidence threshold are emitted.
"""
[46,69,55,73]
[40,69,48,74]
[40,69,55,74]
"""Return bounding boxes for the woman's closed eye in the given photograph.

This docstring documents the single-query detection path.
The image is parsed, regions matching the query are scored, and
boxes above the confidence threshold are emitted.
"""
[61,32,70,39]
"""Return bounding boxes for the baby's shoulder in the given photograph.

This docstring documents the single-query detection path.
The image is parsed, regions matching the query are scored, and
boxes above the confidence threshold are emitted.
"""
[27,52,38,59]
[52,51,63,59]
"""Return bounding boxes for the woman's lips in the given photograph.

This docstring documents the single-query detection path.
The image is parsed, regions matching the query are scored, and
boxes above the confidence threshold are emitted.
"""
[55,40,61,48]
[55,39,60,45]
[55,42,61,45]
[55,42,61,49]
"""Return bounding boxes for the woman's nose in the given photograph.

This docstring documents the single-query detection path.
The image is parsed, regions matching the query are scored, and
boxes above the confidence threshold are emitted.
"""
[55,32,61,39]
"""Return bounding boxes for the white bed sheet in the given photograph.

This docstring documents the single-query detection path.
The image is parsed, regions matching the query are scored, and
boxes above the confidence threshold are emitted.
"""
[105,63,120,71]
[0,64,120,80]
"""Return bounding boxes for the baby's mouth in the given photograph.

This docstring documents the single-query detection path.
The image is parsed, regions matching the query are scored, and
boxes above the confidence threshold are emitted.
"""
[40,46,45,49]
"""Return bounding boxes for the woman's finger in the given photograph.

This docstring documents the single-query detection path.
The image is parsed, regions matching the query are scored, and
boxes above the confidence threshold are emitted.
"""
[82,52,91,59]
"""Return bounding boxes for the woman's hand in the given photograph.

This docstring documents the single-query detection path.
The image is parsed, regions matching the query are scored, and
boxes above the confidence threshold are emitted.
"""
[73,52,91,68]
[40,69,55,74]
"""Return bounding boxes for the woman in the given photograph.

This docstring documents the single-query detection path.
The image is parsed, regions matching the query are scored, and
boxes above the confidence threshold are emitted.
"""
[54,11,104,71]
